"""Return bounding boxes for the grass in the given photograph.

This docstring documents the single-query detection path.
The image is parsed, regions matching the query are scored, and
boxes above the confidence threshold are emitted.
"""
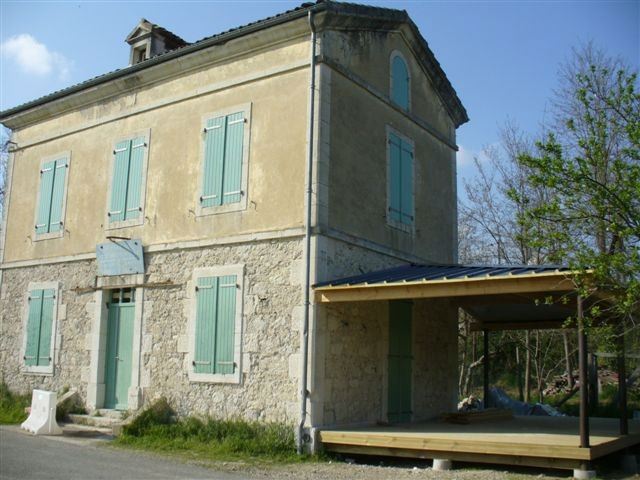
[113,398,319,464]
[0,383,30,424]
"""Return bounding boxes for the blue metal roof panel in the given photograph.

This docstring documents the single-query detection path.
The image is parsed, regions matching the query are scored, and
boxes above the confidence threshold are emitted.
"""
[314,263,571,288]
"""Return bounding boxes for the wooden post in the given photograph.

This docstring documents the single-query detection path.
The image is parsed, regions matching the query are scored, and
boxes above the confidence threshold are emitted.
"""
[578,295,590,448]
[618,325,628,435]
[483,329,490,409]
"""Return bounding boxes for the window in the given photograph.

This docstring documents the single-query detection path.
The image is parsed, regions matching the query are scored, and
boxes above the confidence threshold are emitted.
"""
[106,131,150,229]
[188,265,244,383]
[198,104,251,216]
[22,282,59,375]
[390,52,410,111]
[34,153,70,240]
[387,128,415,231]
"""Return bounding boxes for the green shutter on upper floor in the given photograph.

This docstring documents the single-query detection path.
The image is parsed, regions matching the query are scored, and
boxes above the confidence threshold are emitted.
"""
[125,136,146,220]
[109,140,132,223]
[201,111,245,208]
[201,116,226,208]
[35,157,68,235]
[400,141,414,225]
[388,132,414,227]
[389,133,402,223]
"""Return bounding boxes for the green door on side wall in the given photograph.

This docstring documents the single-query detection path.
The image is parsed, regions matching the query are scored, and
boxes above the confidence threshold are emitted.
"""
[104,289,135,410]
[388,300,412,423]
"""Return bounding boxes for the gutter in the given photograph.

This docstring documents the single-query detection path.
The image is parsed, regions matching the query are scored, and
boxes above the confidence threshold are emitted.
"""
[297,9,317,455]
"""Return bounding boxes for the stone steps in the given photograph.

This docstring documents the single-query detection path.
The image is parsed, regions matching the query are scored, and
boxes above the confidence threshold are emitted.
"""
[66,412,126,434]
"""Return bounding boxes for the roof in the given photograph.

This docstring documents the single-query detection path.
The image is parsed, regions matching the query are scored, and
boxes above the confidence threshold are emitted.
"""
[314,263,582,308]
[315,263,585,331]
[0,0,468,128]
[125,18,189,47]
[315,263,573,288]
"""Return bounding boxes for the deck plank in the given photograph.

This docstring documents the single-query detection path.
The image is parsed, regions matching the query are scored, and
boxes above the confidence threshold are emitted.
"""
[320,416,640,467]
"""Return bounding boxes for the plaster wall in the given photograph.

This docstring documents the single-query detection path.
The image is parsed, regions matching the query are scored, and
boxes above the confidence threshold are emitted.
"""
[327,71,457,262]
[4,39,310,263]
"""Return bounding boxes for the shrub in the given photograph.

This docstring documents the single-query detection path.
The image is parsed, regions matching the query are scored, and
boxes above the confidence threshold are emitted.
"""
[0,383,30,424]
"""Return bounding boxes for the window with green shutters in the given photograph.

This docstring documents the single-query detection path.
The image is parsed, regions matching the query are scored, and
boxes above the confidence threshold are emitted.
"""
[198,105,251,216]
[107,131,150,228]
[22,282,59,374]
[189,266,244,383]
[387,128,415,231]
[390,52,410,111]
[34,153,70,240]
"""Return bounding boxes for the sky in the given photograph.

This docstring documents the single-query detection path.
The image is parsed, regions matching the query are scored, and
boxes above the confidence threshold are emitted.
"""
[1,0,638,191]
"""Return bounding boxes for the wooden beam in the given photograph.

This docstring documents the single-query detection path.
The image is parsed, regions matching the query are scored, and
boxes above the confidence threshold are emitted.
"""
[470,319,567,332]
[321,443,584,470]
[315,273,577,303]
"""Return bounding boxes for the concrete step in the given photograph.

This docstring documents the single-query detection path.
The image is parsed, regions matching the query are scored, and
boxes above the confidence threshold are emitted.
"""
[95,409,125,420]
[66,413,124,430]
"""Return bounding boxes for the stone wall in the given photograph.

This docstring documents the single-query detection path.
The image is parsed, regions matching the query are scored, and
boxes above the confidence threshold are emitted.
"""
[0,237,304,422]
[313,236,458,427]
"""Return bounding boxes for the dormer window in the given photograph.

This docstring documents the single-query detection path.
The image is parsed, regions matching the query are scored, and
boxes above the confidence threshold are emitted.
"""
[125,18,188,66]
[131,43,150,65]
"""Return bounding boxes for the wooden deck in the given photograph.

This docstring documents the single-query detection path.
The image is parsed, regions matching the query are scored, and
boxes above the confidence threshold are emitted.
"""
[320,416,640,470]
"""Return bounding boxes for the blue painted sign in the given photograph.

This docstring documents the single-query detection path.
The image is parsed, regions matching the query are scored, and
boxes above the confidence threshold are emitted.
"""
[96,239,144,276]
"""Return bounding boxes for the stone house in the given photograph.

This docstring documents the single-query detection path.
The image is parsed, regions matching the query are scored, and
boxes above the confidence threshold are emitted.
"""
[0,0,467,451]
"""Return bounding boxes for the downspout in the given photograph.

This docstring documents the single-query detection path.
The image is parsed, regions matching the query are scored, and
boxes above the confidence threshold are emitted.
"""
[297,9,317,455]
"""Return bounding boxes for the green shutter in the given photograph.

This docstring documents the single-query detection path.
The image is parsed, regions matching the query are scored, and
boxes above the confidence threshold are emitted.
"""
[24,290,43,366]
[389,133,402,223]
[48,159,68,233]
[35,161,55,235]
[125,137,146,220]
[24,289,55,367]
[391,56,409,110]
[400,140,414,225]
[37,289,55,366]
[222,113,244,205]
[215,275,236,374]
[201,117,226,208]
[109,140,132,223]
[194,277,218,374]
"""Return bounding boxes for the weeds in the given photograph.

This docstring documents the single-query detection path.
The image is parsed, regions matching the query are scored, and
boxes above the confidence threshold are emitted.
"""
[0,383,30,424]
[115,398,305,463]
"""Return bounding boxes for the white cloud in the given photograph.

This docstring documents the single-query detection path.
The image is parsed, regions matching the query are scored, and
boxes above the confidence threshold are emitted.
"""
[457,145,491,168]
[1,34,71,80]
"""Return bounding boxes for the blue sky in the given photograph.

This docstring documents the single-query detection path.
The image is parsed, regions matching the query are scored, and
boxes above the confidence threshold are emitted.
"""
[1,0,638,188]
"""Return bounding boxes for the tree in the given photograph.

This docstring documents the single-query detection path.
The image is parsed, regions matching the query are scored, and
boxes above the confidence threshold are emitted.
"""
[517,46,640,327]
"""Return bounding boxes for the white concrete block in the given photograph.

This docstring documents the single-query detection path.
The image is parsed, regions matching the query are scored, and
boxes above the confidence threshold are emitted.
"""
[21,390,62,435]
[432,459,452,471]
[573,469,596,479]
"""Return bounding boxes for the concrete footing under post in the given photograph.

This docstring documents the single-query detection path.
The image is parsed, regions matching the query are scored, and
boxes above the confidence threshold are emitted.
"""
[432,459,452,471]
[573,468,596,479]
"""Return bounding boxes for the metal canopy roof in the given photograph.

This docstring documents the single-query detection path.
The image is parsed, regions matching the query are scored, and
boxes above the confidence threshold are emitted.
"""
[314,263,572,288]
[314,264,587,332]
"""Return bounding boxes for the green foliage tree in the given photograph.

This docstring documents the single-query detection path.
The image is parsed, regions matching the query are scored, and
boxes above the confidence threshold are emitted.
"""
[517,57,639,326]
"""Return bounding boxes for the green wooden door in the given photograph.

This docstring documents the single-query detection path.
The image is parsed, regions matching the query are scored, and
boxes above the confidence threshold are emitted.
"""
[388,301,412,423]
[104,289,135,410]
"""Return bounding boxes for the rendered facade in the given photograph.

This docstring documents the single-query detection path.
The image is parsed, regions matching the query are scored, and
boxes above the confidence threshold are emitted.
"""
[0,0,467,449]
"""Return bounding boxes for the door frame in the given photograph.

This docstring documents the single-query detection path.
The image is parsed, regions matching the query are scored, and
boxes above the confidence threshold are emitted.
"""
[383,299,415,423]
[87,276,144,411]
